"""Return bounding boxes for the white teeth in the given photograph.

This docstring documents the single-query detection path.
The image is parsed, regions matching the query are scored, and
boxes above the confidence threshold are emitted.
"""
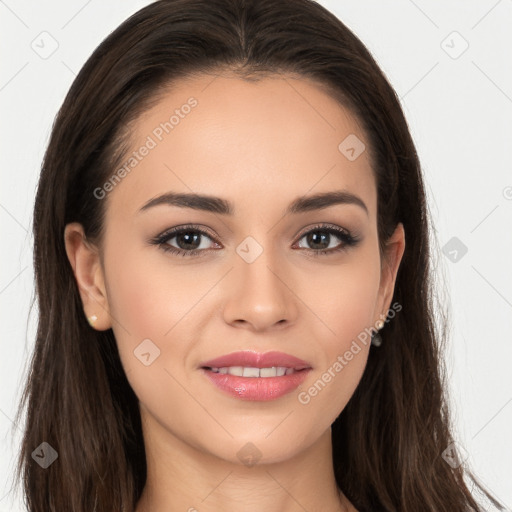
[209,366,297,377]
[242,367,260,377]
[259,367,277,377]
[227,366,244,377]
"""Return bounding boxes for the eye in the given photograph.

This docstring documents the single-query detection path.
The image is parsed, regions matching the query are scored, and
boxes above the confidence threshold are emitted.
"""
[149,224,219,258]
[294,224,360,256]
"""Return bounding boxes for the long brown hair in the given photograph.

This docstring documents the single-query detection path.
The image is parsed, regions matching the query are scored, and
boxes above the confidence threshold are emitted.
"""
[13,0,504,510]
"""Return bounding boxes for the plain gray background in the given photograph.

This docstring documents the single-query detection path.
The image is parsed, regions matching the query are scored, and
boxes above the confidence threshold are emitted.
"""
[1,0,511,510]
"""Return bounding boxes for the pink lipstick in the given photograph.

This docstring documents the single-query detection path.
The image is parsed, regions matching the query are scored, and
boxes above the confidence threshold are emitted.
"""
[199,350,312,401]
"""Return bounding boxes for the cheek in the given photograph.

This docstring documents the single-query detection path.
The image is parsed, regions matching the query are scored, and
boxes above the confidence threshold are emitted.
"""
[104,243,196,340]
[102,246,197,415]
[307,249,381,351]
[296,250,380,417]
[297,288,374,432]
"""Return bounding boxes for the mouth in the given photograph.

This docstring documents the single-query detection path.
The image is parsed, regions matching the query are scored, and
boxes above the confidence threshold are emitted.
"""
[199,351,312,401]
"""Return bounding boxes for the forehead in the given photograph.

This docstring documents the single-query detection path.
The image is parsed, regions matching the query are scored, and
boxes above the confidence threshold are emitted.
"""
[105,72,376,221]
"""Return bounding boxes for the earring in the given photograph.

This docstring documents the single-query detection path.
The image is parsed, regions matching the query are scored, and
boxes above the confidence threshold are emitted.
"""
[371,329,382,347]
[87,314,98,327]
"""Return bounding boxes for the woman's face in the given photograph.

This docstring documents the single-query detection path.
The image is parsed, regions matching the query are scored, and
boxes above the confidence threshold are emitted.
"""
[70,72,404,465]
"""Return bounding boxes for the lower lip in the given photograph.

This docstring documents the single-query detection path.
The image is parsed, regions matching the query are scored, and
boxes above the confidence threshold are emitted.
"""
[200,368,311,401]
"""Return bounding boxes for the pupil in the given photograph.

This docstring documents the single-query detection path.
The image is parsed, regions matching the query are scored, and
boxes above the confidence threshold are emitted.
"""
[308,232,329,250]
[177,232,200,250]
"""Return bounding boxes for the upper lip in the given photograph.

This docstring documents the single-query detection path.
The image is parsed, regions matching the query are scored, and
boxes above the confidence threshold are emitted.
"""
[200,350,312,370]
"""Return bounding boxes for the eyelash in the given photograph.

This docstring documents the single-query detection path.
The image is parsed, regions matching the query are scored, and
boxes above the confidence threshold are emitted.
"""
[149,223,361,258]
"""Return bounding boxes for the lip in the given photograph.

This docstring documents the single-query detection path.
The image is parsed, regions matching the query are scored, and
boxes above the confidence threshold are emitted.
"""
[199,350,312,401]
[201,368,311,401]
[199,350,311,370]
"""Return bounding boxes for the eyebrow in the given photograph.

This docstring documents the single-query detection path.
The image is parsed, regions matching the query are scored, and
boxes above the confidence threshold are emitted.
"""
[138,190,369,217]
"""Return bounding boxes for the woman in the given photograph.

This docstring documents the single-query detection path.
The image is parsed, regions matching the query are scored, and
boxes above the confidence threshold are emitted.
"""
[14,0,504,510]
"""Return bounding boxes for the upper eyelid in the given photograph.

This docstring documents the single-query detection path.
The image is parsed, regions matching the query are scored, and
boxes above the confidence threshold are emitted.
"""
[158,224,217,242]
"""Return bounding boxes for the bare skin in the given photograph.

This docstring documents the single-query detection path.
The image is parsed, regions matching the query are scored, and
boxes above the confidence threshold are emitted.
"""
[65,71,405,512]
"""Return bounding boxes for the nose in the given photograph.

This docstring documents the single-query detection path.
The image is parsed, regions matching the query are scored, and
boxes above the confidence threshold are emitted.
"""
[222,242,299,332]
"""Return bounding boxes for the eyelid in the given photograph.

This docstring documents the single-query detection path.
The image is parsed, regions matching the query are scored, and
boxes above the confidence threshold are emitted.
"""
[155,223,218,242]
[294,222,352,239]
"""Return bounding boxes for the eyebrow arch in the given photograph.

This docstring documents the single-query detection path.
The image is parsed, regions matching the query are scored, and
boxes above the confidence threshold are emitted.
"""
[138,190,368,217]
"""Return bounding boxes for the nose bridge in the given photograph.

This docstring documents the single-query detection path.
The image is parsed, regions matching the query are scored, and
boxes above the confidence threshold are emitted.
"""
[236,232,286,299]
[223,232,296,329]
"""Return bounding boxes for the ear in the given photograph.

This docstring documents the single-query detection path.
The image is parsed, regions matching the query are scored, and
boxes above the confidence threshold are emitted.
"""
[374,222,405,327]
[64,222,112,331]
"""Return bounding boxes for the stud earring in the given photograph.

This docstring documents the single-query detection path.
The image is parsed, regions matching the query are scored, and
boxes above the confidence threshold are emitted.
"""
[87,314,98,327]
[371,329,382,347]
[371,319,384,347]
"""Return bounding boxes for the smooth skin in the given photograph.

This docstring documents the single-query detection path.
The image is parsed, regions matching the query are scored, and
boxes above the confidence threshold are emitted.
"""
[65,72,405,512]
